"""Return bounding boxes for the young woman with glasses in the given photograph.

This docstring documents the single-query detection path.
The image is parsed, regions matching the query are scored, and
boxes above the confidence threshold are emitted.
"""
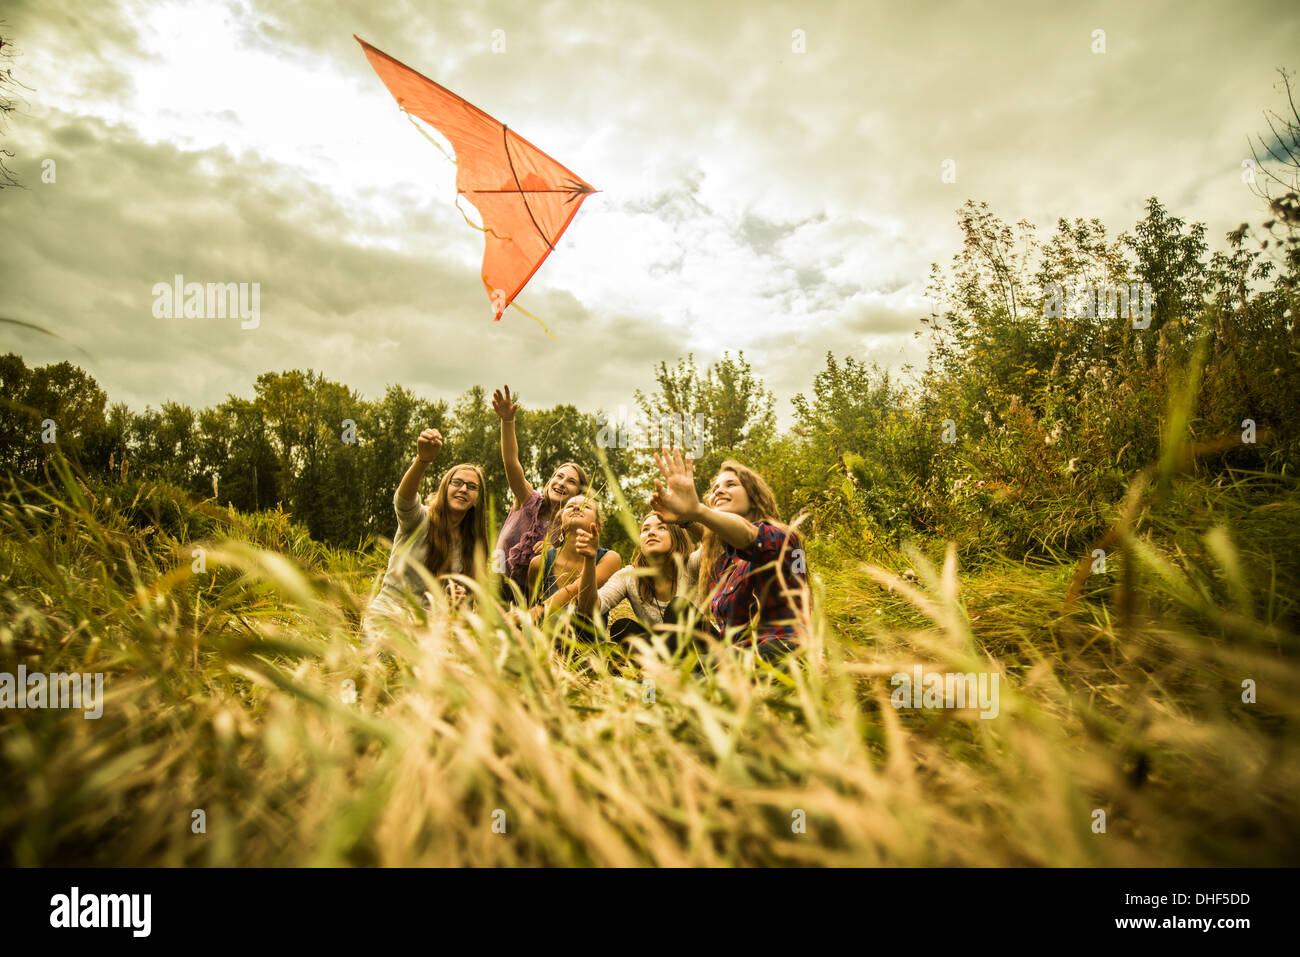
[361,427,490,646]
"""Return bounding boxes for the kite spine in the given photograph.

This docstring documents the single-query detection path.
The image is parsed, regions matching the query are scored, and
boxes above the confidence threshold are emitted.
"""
[502,125,555,252]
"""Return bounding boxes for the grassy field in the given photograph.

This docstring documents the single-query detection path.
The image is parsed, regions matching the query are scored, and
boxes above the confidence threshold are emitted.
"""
[2,449,1297,867]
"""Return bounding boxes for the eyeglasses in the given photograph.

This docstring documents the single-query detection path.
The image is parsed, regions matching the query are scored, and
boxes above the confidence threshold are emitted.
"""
[449,478,480,492]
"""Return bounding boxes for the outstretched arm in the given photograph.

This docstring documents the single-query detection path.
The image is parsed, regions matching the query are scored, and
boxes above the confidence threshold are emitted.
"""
[493,385,534,506]
[649,448,757,551]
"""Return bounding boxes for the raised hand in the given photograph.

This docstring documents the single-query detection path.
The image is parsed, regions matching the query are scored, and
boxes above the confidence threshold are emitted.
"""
[492,385,519,422]
[574,520,599,560]
[416,427,444,463]
[649,447,701,525]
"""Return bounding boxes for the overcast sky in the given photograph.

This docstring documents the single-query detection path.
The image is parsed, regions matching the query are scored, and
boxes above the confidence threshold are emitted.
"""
[1,0,1296,429]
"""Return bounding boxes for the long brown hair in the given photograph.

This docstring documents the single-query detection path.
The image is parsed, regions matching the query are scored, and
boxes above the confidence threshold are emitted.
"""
[632,512,693,604]
[695,459,784,613]
[424,462,489,579]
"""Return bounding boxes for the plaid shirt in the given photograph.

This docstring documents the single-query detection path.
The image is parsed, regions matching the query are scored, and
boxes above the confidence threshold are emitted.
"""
[707,521,807,647]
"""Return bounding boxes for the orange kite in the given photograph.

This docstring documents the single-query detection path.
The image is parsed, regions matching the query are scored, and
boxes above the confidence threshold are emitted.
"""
[356,36,596,326]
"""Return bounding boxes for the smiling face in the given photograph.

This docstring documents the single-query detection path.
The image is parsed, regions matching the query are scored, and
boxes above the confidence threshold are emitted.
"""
[707,470,750,517]
[561,494,600,532]
[446,467,482,515]
[638,513,672,557]
[545,465,583,506]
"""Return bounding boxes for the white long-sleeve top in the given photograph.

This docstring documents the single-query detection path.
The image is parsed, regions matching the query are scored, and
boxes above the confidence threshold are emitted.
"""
[596,551,699,625]
[369,490,462,613]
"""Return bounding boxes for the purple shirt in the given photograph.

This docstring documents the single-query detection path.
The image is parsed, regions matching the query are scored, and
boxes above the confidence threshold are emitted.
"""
[494,489,547,595]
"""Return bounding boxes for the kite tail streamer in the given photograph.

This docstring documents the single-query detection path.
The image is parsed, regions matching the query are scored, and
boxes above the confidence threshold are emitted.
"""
[405,112,512,242]
[405,110,456,162]
[508,301,557,341]
[455,194,503,237]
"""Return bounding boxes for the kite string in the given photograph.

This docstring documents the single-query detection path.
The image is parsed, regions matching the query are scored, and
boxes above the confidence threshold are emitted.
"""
[405,112,512,242]
[508,301,557,341]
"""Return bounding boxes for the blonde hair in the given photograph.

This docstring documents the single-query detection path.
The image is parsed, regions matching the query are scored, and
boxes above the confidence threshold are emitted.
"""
[536,492,604,554]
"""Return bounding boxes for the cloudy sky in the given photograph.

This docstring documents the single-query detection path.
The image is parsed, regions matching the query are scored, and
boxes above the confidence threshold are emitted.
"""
[1,0,1296,428]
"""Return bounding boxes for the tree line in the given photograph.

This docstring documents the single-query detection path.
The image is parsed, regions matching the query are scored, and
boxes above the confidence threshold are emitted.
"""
[0,352,779,558]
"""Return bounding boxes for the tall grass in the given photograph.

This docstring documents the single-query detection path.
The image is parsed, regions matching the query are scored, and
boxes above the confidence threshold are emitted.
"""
[1,441,1297,867]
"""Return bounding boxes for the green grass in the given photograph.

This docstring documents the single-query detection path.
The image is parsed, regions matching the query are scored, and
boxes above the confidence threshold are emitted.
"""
[1,454,1298,866]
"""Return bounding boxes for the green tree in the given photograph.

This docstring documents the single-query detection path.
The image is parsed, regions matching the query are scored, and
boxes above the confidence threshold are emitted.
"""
[253,370,362,542]
[196,397,280,514]
[21,360,108,478]
[0,352,35,478]
[633,351,777,490]
[358,385,447,540]
[1121,197,1208,338]
[791,354,933,539]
